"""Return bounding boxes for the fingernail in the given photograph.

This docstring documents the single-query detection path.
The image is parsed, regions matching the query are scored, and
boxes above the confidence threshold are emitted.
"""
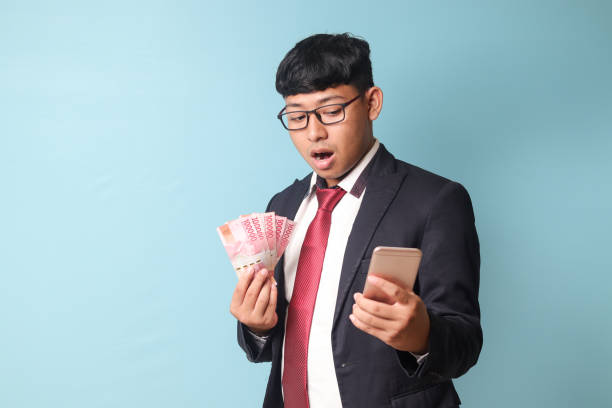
[349,314,355,321]
[367,275,379,284]
[353,293,358,301]
[259,269,267,276]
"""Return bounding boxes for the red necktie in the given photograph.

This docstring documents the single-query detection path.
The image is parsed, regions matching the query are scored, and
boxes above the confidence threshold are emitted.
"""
[282,187,346,408]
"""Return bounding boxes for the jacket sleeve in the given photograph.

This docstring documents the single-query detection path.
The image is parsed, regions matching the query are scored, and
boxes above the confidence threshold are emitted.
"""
[237,322,275,363]
[398,181,482,379]
[236,193,282,363]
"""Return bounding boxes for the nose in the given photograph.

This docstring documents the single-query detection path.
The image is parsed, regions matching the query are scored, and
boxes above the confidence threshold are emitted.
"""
[305,112,328,142]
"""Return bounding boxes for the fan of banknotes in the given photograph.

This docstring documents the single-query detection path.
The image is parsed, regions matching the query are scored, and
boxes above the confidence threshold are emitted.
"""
[217,212,296,277]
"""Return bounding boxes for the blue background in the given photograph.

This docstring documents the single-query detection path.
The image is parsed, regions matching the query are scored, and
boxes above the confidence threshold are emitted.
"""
[1,1,611,407]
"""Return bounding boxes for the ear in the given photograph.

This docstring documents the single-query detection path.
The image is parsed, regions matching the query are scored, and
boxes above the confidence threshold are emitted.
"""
[365,86,383,121]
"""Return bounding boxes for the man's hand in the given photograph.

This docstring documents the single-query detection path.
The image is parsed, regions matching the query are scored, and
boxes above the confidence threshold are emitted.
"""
[349,275,430,354]
[230,267,278,336]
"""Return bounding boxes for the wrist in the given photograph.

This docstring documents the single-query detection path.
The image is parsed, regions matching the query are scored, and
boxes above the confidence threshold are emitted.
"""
[247,326,271,337]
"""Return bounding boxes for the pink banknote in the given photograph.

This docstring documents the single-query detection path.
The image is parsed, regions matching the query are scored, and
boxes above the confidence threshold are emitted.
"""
[218,212,296,278]
[277,219,295,260]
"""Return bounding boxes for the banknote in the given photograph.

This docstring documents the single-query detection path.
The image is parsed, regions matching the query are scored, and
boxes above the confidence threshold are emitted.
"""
[218,221,266,275]
[262,212,277,262]
[218,212,296,278]
[274,216,286,255]
[277,218,295,259]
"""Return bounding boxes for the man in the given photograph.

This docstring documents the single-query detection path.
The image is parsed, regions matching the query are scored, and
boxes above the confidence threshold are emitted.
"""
[230,33,482,407]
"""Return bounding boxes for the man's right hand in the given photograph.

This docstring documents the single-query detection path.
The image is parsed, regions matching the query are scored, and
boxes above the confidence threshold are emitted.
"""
[230,267,278,336]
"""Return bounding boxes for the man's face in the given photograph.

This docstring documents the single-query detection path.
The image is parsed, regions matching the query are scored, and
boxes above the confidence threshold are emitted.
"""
[283,84,382,187]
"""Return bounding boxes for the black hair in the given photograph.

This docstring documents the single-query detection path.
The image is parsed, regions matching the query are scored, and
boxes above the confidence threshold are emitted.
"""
[275,33,374,97]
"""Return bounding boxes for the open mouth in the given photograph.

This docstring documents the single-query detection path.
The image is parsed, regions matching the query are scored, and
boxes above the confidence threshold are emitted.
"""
[310,149,335,170]
[313,152,333,160]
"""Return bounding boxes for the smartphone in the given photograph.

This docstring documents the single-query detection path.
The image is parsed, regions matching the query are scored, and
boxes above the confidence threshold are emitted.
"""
[362,246,422,303]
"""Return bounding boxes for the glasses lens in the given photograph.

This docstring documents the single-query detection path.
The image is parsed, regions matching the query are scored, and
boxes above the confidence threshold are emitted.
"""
[282,111,307,130]
[316,104,345,124]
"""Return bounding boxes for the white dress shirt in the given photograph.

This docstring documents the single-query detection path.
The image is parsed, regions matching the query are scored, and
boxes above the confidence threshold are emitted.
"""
[247,138,427,406]
[280,140,380,408]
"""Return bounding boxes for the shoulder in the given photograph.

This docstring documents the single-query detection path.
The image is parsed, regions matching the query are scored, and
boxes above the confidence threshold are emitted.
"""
[394,156,456,195]
[265,173,311,215]
[374,143,467,199]
[390,156,474,218]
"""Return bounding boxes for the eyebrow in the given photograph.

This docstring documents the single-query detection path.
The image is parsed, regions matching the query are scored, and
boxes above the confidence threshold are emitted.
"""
[285,94,346,108]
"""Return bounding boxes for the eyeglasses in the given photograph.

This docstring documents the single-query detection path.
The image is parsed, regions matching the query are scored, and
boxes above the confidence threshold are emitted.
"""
[277,94,362,131]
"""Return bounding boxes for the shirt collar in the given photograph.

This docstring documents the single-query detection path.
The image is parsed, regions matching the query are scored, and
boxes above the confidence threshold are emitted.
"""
[305,139,380,199]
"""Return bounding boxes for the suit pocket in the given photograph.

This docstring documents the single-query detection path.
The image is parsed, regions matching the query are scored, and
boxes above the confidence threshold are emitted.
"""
[390,381,460,408]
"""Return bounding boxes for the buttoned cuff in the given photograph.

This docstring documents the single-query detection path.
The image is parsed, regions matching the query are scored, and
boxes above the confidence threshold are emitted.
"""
[410,352,430,365]
[245,327,270,350]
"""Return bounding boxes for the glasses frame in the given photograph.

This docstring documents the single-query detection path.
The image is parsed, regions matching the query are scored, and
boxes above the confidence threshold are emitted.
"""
[276,94,362,131]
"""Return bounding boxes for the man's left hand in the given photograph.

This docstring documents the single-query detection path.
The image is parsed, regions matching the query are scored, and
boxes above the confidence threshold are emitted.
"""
[349,275,430,354]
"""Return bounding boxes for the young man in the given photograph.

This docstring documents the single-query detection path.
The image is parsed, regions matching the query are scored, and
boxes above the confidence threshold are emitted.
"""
[230,33,482,407]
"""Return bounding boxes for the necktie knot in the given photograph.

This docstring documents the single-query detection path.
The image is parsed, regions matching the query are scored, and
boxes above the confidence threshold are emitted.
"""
[316,187,346,212]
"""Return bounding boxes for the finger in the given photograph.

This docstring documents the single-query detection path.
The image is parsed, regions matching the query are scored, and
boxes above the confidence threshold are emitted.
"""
[231,267,255,307]
[365,275,410,304]
[352,303,394,330]
[349,313,387,340]
[243,268,269,309]
[353,292,395,319]
[264,284,278,327]
[253,280,272,316]
[265,283,278,317]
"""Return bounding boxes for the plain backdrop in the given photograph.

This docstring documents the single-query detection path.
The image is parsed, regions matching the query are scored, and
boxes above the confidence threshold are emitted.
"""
[1,1,611,407]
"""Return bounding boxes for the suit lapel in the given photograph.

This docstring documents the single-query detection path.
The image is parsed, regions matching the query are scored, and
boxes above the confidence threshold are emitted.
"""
[272,147,407,329]
[332,146,407,328]
[284,177,310,220]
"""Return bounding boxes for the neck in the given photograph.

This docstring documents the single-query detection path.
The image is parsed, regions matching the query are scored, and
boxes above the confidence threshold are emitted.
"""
[324,137,375,187]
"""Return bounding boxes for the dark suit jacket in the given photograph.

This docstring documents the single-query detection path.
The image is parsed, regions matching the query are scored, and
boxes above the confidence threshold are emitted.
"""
[237,144,482,408]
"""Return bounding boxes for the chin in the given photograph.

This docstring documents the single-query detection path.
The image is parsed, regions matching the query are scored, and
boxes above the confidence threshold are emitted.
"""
[318,169,346,184]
